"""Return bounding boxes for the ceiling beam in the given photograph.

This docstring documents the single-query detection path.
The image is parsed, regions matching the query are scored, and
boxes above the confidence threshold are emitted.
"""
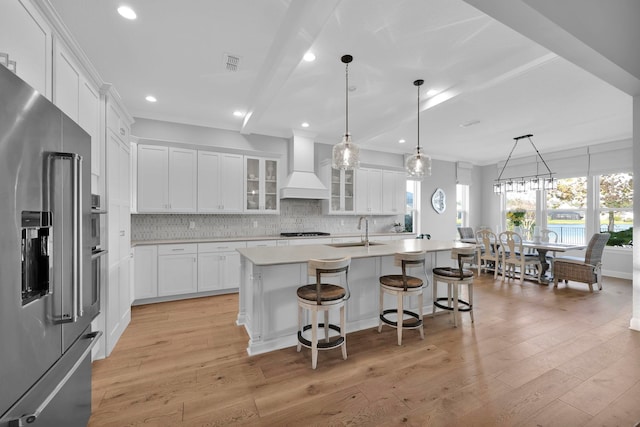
[240,0,342,135]
[463,0,640,96]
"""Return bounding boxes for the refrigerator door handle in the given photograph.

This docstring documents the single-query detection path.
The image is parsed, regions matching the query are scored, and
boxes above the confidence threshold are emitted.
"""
[46,152,83,323]
[3,331,102,427]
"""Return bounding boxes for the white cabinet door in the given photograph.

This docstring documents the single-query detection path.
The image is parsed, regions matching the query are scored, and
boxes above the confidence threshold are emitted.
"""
[382,170,406,215]
[197,151,221,212]
[197,151,243,213]
[220,153,244,212]
[356,168,383,214]
[221,252,241,289]
[245,157,279,213]
[0,0,52,98]
[197,252,222,291]
[79,80,101,177]
[168,147,197,212]
[134,245,158,300]
[158,253,197,296]
[137,145,169,212]
[52,40,79,121]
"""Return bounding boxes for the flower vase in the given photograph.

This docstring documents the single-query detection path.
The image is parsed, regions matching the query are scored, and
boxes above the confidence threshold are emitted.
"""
[513,226,523,237]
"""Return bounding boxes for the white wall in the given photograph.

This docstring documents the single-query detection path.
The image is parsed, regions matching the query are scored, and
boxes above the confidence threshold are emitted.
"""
[420,159,457,240]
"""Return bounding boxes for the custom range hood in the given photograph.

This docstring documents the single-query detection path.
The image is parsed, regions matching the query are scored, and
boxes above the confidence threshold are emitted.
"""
[280,131,329,200]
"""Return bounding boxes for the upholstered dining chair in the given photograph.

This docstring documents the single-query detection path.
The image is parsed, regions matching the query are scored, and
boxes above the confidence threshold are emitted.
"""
[553,233,610,291]
[457,227,475,240]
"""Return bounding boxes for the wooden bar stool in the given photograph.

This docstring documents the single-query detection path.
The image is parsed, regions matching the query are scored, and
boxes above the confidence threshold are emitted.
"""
[296,257,351,369]
[378,251,427,345]
[432,247,475,327]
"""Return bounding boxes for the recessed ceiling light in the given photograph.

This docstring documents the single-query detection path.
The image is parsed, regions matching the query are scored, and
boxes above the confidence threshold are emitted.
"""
[398,139,406,144]
[233,110,244,117]
[145,95,157,103]
[117,6,137,20]
[303,52,316,62]
[426,89,438,97]
[301,122,310,128]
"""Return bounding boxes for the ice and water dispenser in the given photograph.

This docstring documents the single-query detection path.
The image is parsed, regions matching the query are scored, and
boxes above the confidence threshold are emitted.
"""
[21,211,52,305]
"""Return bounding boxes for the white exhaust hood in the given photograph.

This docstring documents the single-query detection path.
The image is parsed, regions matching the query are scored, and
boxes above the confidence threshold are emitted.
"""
[280,132,329,200]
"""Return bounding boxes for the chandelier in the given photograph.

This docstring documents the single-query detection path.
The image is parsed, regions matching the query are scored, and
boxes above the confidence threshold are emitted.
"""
[493,134,556,193]
[405,79,431,179]
[332,54,360,170]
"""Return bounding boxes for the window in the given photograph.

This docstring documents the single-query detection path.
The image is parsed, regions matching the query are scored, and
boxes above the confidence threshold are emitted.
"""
[405,180,420,233]
[505,188,536,239]
[598,172,633,244]
[546,176,587,244]
[456,184,469,227]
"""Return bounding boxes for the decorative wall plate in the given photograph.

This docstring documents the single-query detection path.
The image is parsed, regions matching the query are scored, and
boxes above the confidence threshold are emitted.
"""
[431,188,446,214]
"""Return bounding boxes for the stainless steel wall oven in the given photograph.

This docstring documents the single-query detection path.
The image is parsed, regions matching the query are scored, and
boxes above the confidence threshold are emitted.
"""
[89,194,107,321]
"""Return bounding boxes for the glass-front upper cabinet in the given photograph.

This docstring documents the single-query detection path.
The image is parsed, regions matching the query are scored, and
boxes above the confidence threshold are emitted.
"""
[321,160,355,215]
[245,156,279,213]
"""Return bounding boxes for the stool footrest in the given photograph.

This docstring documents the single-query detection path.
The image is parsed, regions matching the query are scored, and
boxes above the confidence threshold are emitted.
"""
[379,309,423,329]
[297,323,345,349]
[433,297,472,312]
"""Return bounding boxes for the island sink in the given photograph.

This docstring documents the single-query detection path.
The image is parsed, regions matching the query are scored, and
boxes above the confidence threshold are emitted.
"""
[326,241,386,248]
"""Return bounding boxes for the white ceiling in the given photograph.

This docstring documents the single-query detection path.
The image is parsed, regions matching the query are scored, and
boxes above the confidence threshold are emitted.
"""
[46,0,632,165]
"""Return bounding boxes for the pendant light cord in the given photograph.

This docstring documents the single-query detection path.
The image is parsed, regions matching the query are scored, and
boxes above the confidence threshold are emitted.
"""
[345,61,349,135]
[414,79,424,153]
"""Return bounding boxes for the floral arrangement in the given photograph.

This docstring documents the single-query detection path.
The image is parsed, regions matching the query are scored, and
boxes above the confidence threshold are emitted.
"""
[506,209,526,227]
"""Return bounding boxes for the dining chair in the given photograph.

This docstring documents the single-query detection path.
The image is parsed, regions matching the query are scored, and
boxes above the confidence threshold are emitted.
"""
[499,231,541,284]
[475,229,500,279]
[553,233,610,291]
[457,227,474,240]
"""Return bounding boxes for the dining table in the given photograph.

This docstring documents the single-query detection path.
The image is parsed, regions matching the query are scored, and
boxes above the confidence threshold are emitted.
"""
[461,238,587,284]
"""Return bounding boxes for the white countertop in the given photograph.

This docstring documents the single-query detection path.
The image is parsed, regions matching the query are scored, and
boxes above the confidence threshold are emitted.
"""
[237,239,474,266]
[131,232,414,246]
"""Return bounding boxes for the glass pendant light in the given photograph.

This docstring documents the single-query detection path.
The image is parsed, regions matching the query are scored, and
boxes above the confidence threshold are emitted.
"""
[332,55,360,170]
[406,79,431,179]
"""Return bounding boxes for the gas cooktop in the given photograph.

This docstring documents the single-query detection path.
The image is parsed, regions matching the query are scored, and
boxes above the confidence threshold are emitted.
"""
[280,232,330,237]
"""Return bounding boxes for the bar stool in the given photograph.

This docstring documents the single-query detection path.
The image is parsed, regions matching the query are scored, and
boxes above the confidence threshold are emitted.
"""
[378,251,427,345]
[432,247,475,327]
[296,257,351,369]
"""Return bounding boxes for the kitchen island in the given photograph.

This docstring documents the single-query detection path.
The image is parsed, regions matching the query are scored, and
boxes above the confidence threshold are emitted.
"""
[236,238,474,355]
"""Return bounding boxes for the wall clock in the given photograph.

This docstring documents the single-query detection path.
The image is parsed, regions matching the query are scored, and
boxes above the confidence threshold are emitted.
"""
[431,188,446,214]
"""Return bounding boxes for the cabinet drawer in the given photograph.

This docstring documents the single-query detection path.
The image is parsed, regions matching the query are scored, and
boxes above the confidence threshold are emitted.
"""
[246,240,277,248]
[158,243,197,255]
[198,241,246,253]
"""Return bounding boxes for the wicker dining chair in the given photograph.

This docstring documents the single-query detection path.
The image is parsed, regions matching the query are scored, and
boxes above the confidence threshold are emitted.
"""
[553,233,610,291]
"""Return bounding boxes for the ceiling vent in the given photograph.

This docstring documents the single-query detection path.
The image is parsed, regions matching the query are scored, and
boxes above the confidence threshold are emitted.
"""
[223,53,241,72]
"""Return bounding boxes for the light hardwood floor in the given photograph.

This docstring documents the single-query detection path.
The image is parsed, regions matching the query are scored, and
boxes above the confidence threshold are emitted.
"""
[89,275,640,426]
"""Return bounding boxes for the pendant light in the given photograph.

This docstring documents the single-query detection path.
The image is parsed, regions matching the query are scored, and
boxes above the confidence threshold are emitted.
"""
[332,54,360,170]
[405,79,431,179]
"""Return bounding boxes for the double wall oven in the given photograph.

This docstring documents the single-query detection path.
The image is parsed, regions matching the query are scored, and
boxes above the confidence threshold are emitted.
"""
[90,194,107,320]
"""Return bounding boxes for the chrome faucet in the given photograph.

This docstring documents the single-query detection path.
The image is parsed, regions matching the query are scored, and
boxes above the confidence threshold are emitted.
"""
[357,216,369,247]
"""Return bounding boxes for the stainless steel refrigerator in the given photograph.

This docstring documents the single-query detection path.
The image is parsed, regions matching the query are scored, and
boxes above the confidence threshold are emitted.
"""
[0,65,101,426]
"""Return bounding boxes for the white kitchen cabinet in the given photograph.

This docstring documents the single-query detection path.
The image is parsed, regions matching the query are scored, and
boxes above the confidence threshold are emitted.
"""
[382,170,407,215]
[0,0,52,98]
[158,244,198,296]
[169,147,197,212]
[287,238,332,246]
[133,245,158,300]
[137,145,168,212]
[246,240,278,248]
[321,160,355,215]
[197,151,244,213]
[245,156,279,213]
[197,241,245,291]
[355,167,383,215]
[137,145,197,213]
[105,112,131,357]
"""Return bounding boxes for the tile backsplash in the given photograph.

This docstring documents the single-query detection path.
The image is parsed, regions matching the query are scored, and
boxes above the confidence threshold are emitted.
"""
[131,199,402,241]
